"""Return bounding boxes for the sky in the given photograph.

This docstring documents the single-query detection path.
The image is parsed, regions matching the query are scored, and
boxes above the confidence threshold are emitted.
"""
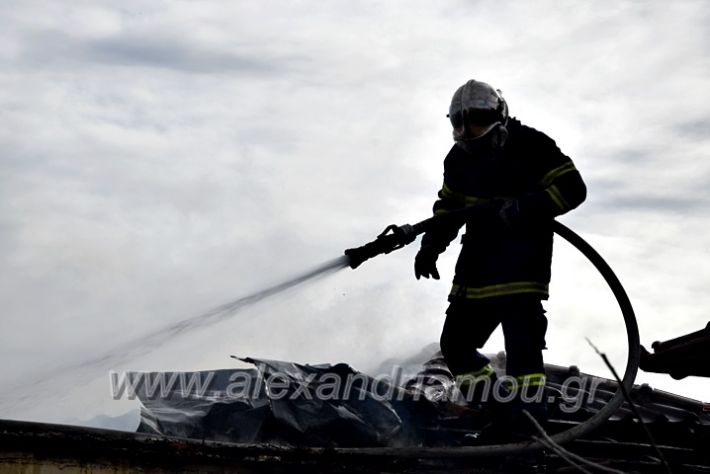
[0,0,709,426]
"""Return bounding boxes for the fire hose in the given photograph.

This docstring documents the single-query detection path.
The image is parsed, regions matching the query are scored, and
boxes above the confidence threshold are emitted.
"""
[343,206,640,456]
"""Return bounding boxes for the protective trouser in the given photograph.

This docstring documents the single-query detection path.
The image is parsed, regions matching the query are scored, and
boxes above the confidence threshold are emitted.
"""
[440,295,548,426]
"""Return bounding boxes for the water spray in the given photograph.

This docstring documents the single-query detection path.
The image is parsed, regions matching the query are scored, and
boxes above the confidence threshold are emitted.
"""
[0,256,351,412]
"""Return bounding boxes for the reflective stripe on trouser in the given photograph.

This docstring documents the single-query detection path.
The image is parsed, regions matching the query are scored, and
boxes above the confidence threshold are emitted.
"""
[450,282,549,300]
[456,363,496,387]
[455,363,497,403]
[517,373,546,387]
[507,372,549,431]
[504,373,547,391]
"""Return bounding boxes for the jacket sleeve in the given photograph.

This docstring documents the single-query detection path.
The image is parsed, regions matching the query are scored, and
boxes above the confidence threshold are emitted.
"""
[515,134,586,220]
[420,180,467,254]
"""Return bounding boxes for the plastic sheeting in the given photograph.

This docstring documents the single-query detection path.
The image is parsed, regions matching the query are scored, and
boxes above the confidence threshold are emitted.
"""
[135,357,453,447]
[134,350,710,447]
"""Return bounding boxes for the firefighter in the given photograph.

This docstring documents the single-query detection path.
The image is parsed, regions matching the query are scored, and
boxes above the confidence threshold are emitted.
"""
[415,79,587,437]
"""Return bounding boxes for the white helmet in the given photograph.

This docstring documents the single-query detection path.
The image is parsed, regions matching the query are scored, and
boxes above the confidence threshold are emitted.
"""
[448,79,509,148]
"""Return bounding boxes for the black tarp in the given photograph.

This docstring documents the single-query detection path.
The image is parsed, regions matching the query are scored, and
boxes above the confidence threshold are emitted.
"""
[134,349,710,448]
[135,356,451,447]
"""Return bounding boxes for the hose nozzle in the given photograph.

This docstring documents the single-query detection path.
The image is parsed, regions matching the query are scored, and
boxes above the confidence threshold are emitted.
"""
[344,224,417,269]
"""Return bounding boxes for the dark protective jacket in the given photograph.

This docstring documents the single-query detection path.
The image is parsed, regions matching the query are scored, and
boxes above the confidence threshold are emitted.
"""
[421,118,586,300]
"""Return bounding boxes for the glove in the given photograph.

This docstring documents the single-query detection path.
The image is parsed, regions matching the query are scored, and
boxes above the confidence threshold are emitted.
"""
[497,198,527,228]
[414,246,440,280]
[497,199,519,227]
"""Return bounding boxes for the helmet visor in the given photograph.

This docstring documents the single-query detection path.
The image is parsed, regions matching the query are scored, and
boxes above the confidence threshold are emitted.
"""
[448,108,501,129]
